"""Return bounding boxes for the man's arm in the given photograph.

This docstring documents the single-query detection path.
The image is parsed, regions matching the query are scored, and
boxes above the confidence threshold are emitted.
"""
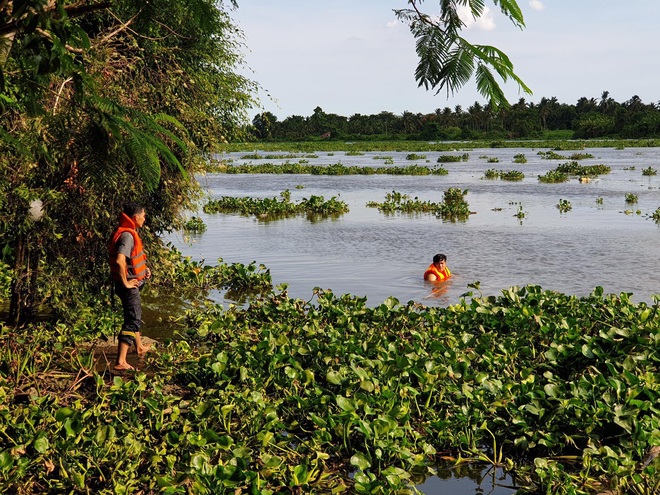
[116,253,140,289]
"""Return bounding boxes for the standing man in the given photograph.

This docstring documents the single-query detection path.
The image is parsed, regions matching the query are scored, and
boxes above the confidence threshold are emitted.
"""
[424,253,451,282]
[108,202,152,370]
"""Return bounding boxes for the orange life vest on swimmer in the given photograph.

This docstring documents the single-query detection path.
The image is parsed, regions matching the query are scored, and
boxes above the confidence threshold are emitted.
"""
[108,213,148,283]
[424,263,451,281]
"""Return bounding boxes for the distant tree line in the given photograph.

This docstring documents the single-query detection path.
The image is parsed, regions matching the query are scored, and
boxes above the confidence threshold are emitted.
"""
[250,92,660,141]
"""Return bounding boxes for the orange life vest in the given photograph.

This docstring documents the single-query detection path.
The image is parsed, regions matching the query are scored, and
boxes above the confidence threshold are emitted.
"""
[108,213,148,282]
[424,263,451,281]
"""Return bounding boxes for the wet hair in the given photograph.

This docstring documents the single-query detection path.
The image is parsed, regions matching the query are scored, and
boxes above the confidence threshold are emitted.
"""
[122,201,145,218]
[432,253,447,264]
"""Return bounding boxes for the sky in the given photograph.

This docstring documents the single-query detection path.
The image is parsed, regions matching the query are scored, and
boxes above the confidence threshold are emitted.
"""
[230,1,660,120]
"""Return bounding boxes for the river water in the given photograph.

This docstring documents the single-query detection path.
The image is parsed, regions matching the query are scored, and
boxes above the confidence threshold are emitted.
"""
[169,146,660,308]
[163,145,659,494]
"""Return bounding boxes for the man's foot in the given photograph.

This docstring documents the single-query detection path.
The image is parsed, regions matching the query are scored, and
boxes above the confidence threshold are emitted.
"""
[114,362,135,371]
[137,343,152,358]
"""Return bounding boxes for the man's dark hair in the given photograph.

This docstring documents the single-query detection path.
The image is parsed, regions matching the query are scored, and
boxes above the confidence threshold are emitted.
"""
[433,253,447,264]
[123,201,145,218]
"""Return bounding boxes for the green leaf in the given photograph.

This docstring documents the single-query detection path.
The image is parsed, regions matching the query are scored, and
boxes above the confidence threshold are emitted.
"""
[33,434,49,454]
[292,464,309,486]
[336,396,356,412]
[55,407,75,422]
[350,452,371,471]
[544,383,560,398]
[190,453,208,471]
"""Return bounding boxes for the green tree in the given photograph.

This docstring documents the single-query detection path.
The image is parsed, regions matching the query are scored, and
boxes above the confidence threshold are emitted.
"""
[1,0,254,324]
[252,111,277,139]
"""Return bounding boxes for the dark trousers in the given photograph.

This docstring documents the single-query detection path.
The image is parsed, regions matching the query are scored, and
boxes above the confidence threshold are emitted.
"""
[115,283,142,346]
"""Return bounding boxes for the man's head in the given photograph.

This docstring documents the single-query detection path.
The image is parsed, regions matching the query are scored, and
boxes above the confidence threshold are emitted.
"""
[123,202,146,228]
[432,253,447,266]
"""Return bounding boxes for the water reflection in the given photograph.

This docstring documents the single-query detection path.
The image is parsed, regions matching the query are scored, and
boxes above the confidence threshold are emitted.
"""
[416,464,518,495]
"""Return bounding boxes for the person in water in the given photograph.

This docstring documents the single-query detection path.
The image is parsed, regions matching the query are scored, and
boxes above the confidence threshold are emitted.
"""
[424,253,451,282]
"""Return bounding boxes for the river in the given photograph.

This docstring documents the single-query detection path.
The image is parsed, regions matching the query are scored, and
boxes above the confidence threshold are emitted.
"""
[168,146,660,308]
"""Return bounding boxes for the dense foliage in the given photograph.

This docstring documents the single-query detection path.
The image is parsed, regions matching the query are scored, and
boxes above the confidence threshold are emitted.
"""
[1,277,658,494]
[0,0,256,323]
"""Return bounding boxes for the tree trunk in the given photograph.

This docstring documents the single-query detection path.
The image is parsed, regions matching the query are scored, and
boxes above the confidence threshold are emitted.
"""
[8,233,39,326]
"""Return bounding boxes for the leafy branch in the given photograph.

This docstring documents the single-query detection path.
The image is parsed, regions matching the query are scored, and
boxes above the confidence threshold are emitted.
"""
[394,0,531,107]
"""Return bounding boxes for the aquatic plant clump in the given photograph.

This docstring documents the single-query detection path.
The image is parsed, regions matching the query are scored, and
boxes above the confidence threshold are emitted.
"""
[538,170,569,183]
[569,152,595,160]
[484,169,525,181]
[538,150,566,160]
[484,168,500,179]
[182,216,207,233]
[203,190,349,220]
[642,167,657,176]
[555,161,611,176]
[648,207,660,222]
[557,198,572,212]
[437,153,469,163]
[366,190,441,213]
[367,188,471,221]
[438,187,471,220]
[406,153,427,160]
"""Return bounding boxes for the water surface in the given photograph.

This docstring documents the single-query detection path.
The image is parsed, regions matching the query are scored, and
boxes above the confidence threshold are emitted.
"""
[169,146,660,307]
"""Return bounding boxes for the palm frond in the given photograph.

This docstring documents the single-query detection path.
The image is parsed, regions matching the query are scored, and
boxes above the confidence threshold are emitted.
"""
[126,135,161,192]
[475,64,508,108]
[436,39,475,96]
[83,95,190,190]
[493,0,526,28]
[413,23,450,90]
[471,43,533,95]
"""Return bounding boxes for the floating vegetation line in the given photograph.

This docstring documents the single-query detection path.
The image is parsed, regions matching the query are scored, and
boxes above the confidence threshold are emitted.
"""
[212,162,449,176]
[204,190,349,221]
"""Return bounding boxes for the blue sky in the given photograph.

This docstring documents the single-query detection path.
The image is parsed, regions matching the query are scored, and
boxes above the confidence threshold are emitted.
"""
[231,1,659,119]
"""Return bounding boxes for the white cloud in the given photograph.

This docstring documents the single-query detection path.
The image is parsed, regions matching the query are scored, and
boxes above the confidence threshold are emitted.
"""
[529,0,545,11]
[457,5,496,31]
[386,20,399,28]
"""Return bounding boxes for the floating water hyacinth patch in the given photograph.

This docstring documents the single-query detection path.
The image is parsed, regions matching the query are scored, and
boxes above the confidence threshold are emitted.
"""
[556,198,572,212]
